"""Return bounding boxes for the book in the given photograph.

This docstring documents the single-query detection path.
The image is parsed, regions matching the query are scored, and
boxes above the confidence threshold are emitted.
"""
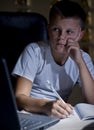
[46,81,94,121]
[74,103,94,120]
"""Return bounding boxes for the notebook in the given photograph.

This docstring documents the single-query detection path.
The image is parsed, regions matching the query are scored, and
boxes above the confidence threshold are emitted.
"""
[0,58,60,130]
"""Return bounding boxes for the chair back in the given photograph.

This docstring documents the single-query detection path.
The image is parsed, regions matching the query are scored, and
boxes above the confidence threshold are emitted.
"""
[0,11,48,72]
[0,12,48,85]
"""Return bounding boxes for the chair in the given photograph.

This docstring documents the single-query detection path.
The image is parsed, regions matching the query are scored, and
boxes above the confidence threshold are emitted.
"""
[0,11,48,86]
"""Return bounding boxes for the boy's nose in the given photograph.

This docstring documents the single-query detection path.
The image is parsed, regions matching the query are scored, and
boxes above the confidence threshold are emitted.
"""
[59,31,68,43]
[59,31,67,40]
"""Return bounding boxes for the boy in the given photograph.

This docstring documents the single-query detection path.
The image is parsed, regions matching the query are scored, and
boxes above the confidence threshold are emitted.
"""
[12,0,94,118]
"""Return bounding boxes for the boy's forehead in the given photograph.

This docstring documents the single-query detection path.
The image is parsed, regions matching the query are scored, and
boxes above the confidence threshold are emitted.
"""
[50,16,81,26]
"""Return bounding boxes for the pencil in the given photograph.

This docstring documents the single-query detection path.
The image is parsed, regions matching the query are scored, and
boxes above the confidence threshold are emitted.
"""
[46,80,66,104]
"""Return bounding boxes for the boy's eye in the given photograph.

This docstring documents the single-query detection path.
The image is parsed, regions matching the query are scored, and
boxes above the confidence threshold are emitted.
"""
[52,27,60,32]
[66,30,74,34]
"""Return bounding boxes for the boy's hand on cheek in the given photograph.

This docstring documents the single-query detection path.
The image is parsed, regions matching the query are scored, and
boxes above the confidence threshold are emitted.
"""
[66,38,82,63]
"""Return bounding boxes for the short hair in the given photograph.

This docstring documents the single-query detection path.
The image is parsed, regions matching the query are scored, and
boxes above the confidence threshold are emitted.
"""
[49,0,87,30]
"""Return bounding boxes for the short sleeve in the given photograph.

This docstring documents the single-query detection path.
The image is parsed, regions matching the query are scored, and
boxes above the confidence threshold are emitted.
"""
[12,43,40,82]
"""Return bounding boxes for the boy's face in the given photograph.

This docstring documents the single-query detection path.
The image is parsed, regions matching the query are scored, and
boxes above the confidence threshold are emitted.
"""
[48,16,84,55]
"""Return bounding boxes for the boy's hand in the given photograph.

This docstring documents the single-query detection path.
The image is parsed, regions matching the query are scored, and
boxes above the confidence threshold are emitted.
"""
[44,100,73,118]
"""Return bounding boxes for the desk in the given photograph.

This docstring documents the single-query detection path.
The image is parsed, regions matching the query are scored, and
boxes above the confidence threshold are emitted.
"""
[47,111,94,130]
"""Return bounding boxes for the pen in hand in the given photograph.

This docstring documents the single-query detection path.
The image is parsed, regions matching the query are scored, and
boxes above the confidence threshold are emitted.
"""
[46,80,74,117]
[46,80,66,104]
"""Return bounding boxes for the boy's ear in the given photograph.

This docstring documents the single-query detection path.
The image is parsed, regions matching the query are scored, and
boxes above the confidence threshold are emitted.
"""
[79,30,85,41]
